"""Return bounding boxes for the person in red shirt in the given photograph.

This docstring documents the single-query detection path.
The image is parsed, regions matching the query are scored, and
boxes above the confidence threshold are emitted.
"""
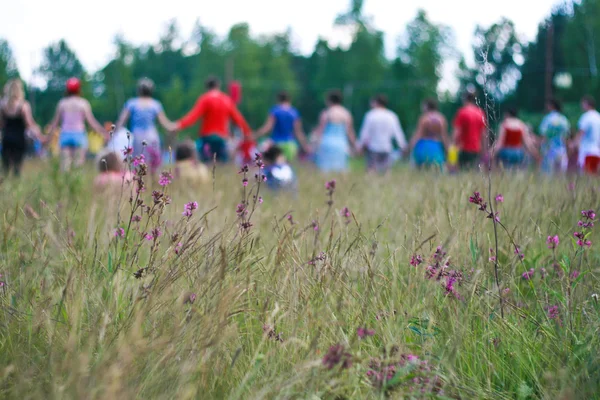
[173,76,252,162]
[491,107,540,169]
[452,92,487,169]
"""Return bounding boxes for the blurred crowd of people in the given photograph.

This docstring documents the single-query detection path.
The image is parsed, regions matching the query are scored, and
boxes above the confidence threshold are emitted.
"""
[1,74,600,190]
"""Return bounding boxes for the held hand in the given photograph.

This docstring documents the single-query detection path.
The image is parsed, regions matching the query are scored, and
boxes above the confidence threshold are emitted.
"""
[40,134,51,146]
[165,121,179,134]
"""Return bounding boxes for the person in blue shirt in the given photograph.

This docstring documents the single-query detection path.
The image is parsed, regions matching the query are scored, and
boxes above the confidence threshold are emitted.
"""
[539,98,570,174]
[116,78,175,173]
[262,145,297,192]
[256,91,310,161]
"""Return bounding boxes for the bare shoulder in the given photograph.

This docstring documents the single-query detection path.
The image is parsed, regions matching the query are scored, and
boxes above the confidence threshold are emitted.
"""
[343,106,353,120]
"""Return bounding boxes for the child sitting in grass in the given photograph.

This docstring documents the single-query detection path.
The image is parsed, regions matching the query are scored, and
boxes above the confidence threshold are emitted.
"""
[174,140,210,184]
[263,145,296,191]
[94,151,133,192]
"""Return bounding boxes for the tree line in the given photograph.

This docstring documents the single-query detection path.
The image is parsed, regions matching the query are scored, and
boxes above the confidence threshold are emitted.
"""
[1,0,600,138]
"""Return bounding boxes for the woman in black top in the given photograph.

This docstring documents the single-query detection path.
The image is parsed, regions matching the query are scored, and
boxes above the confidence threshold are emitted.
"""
[0,79,42,176]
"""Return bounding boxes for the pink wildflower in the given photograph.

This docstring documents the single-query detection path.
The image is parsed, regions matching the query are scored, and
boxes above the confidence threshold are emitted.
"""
[514,246,525,260]
[521,268,535,280]
[236,203,247,217]
[158,171,173,186]
[582,209,596,220]
[570,270,580,280]
[132,154,145,167]
[406,354,419,363]
[410,254,423,267]
[175,242,183,255]
[322,344,352,370]
[546,235,559,250]
[357,327,375,339]
[574,232,592,247]
[546,305,560,320]
[182,201,199,218]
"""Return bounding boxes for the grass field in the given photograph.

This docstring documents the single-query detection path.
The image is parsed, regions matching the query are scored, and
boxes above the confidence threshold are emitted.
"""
[1,157,599,399]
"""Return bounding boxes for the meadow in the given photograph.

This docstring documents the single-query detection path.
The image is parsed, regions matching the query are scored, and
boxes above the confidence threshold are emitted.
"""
[1,157,599,399]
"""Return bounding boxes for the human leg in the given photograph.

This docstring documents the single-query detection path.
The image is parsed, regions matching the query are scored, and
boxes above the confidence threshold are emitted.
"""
[278,141,299,162]
[0,146,10,174]
[61,148,75,171]
[11,148,25,177]
[459,151,480,170]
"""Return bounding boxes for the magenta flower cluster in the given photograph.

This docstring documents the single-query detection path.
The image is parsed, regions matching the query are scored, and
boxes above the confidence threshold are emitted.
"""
[182,201,198,218]
[545,305,560,323]
[158,171,173,187]
[488,248,496,262]
[546,235,559,250]
[414,246,464,299]
[145,227,162,241]
[308,252,327,265]
[574,209,595,248]
[341,207,351,224]
[255,153,265,170]
[132,154,145,167]
[574,232,592,248]
[325,180,336,206]
[521,268,535,280]
[514,246,525,260]
[468,191,500,222]
[262,324,284,343]
[325,180,336,192]
[322,344,352,370]
[174,242,183,255]
[236,203,248,218]
[410,254,423,267]
[366,354,443,394]
[357,327,375,339]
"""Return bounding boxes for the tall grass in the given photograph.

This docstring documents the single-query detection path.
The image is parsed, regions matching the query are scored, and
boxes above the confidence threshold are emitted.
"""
[0,159,599,399]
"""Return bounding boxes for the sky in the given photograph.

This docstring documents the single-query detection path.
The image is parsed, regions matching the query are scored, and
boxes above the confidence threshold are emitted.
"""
[1,0,563,84]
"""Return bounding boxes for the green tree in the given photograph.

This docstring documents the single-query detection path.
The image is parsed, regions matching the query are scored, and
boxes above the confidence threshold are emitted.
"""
[561,0,600,102]
[0,39,19,90]
[398,10,454,98]
[38,40,86,92]
[35,40,87,123]
[224,23,268,127]
[514,6,570,113]
[91,35,138,123]
[473,18,526,101]
[395,9,456,127]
